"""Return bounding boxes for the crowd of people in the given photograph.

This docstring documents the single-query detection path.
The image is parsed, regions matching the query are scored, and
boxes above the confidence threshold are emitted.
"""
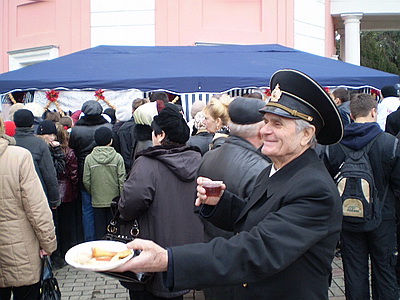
[1,73,400,300]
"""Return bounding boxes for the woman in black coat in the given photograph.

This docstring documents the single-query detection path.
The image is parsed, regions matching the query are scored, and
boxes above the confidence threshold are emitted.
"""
[118,104,203,300]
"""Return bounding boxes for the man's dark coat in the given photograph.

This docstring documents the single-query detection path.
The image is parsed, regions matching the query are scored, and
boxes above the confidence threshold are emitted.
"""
[167,148,342,300]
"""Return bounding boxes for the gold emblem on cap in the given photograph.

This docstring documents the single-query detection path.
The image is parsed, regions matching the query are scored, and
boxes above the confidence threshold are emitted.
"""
[270,84,282,102]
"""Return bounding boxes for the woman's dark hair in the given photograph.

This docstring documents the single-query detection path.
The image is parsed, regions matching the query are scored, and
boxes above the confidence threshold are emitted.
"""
[151,120,163,136]
[56,123,70,153]
[151,120,182,146]
[150,92,169,103]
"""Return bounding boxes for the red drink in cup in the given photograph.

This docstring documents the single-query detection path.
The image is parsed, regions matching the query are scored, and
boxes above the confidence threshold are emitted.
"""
[203,181,223,197]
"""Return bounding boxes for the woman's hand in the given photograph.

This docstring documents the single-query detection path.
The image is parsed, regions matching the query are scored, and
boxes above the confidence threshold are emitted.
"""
[49,140,60,147]
[39,249,51,258]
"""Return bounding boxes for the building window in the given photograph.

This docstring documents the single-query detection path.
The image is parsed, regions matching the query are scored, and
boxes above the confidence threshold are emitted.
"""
[8,45,59,71]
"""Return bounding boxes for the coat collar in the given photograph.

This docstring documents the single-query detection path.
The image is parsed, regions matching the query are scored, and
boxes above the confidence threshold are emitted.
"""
[225,135,268,160]
[75,115,109,126]
[137,144,200,158]
[15,127,35,135]
[235,148,317,223]
[225,135,256,150]
[0,135,16,155]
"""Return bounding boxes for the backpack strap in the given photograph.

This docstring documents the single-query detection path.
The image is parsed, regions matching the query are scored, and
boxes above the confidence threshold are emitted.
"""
[391,138,398,161]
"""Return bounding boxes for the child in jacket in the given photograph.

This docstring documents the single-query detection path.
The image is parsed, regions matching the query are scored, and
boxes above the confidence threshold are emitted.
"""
[83,126,125,239]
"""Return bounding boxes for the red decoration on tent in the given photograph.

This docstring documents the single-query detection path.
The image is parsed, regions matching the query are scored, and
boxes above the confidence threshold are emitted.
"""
[370,88,380,100]
[94,89,116,109]
[44,90,64,116]
[95,89,105,100]
[46,90,60,102]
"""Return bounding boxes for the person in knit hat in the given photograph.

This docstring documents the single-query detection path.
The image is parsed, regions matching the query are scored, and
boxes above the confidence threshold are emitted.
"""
[115,106,131,124]
[8,103,24,121]
[152,103,190,145]
[103,108,116,125]
[118,102,203,299]
[13,109,34,128]
[4,121,16,136]
[83,126,125,240]
[69,100,113,242]
[36,119,66,269]
[25,102,45,133]
[13,109,60,210]
[131,101,165,159]
[37,119,57,135]
[37,120,66,177]
[115,98,149,174]
[377,85,400,130]
[3,103,24,137]
[112,106,132,147]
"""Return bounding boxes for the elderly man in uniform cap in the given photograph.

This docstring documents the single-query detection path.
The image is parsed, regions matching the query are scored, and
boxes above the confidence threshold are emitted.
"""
[113,69,344,300]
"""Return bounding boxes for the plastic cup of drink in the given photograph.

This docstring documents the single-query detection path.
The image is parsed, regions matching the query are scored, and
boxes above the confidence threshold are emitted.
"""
[203,181,223,197]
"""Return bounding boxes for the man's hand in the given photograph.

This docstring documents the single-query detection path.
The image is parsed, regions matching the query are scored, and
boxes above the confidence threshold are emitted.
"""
[195,176,226,207]
[112,239,168,273]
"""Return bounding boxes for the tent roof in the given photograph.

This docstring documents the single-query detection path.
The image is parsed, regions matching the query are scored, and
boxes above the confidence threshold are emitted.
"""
[0,44,398,94]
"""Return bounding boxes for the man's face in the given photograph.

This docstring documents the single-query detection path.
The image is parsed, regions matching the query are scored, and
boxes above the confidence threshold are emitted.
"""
[260,113,307,168]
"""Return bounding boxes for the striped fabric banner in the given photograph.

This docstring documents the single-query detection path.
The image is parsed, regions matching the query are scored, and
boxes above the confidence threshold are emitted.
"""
[146,88,262,121]
[1,87,383,119]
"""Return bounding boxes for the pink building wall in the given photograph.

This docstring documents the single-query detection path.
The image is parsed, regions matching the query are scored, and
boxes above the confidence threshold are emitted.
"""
[325,0,337,57]
[0,0,91,73]
[1,0,337,74]
[155,0,295,47]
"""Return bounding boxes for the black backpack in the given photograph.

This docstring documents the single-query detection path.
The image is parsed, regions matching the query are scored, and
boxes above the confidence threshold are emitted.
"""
[334,133,386,232]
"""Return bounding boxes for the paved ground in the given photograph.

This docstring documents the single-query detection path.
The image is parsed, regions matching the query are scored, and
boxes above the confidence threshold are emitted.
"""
[54,256,345,299]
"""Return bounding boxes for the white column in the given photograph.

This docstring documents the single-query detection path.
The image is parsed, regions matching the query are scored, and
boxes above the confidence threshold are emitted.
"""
[336,28,345,62]
[341,13,363,65]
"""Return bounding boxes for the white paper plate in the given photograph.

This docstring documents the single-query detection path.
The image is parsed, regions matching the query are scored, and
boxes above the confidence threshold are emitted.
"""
[65,240,134,271]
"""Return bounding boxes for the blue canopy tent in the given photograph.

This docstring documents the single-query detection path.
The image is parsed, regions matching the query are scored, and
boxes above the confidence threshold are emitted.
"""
[0,44,398,94]
[0,44,398,118]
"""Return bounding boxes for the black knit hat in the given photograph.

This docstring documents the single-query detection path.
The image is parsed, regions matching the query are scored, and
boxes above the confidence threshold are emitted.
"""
[37,120,57,135]
[14,109,34,128]
[381,85,398,98]
[153,103,190,144]
[94,126,113,146]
